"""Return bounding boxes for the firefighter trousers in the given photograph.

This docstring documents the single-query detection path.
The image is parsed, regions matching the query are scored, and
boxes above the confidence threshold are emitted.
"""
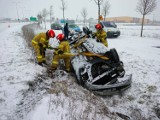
[34,45,46,63]
[51,54,71,72]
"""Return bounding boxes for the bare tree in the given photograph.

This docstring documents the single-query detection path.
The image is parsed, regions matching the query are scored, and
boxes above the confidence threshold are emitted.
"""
[60,0,67,21]
[102,0,110,21]
[136,0,157,37]
[92,0,104,23]
[37,12,43,27]
[50,5,54,26]
[81,8,88,26]
[42,8,49,29]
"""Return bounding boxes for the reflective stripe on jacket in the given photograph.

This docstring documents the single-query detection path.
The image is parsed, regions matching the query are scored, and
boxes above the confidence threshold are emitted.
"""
[54,40,70,55]
[94,29,108,47]
[94,29,107,41]
[52,40,71,72]
[31,33,49,48]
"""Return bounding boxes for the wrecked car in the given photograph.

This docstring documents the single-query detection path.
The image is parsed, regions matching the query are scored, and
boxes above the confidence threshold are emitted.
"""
[69,27,132,96]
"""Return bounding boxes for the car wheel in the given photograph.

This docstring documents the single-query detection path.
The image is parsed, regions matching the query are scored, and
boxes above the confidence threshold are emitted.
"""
[110,48,120,63]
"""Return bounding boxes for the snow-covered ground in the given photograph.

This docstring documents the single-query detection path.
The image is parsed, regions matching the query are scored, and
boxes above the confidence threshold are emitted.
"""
[0,22,45,120]
[0,22,160,120]
[118,25,160,39]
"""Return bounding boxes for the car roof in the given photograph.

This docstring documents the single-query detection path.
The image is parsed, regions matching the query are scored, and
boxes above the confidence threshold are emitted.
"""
[68,24,79,27]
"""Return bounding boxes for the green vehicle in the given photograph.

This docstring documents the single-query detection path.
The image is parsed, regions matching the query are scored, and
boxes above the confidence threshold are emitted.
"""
[68,24,81,34]
[51,23,63,30]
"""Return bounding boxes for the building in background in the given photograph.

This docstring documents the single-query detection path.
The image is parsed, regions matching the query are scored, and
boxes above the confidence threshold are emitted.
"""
[105,16,150,23]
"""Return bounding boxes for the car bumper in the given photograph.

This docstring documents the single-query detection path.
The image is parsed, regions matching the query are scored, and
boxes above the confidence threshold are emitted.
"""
[107,31,120,38]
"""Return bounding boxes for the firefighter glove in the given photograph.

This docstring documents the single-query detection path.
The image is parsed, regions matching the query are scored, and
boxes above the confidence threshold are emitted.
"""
[92,34,95,38]
[57,50,64,54]
[38,43,43,47]
[38,62,43,66]
[96,39,100,42]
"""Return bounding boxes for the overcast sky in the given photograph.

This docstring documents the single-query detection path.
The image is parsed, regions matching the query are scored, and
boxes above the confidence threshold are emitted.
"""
[0,0,160,21]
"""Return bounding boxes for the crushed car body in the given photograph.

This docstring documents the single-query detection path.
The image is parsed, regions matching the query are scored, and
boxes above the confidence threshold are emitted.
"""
[69,27,132,96]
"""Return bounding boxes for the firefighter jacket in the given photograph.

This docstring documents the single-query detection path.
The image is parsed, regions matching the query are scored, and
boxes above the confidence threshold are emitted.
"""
[31,33,49,63]
[52,40,71,72]
[32,33,49,49]
[54,40,70,55]
[94,29,108,47]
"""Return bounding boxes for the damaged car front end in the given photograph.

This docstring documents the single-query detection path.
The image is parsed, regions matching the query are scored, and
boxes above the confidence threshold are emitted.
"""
[70,27,132,96]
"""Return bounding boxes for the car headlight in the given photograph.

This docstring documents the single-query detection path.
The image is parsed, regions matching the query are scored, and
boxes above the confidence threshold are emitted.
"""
[107,29,111,32]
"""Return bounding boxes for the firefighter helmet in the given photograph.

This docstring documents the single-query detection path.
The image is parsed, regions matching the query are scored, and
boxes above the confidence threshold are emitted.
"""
[95,23,102,30]
[56,33,65,41]
[47,29,55,38]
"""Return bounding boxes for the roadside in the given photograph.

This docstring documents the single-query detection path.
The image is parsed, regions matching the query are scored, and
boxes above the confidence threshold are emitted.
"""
[0,23,44,120]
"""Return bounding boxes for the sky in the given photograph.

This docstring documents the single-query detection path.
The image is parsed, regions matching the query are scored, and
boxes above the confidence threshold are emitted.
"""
[0,0,160,21]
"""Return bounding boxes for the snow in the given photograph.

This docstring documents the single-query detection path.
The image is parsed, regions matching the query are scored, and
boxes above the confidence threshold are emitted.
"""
[118,24,160,39]
[0,22,160,120]
[0,22,45,120]
[107,34,160,119]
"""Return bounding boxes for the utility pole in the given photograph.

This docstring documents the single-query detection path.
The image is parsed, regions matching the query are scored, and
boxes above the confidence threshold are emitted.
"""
[50,5,53,26]
[13,1,20,22]
[153,14,155,24]
[76,15,79,22]
[20,7,25,20]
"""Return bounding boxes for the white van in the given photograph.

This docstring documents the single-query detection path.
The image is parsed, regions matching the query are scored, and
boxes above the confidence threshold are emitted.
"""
[89,21,120,38]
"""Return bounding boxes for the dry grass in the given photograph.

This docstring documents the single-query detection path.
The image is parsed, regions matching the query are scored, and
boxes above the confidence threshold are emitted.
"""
[154,104,160,119]
[147,85,157,93]
[21,23,39,49]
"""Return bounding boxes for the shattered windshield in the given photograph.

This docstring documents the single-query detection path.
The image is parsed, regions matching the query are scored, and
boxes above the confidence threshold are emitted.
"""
[102,22,117,28]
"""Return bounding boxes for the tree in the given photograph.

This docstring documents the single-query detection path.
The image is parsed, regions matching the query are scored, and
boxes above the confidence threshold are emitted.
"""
[42,8,49,29]
[81,8,88,26]
[136,0,157,37]
[102,0,110,21]
[60,0,67,21]
[37,12,43,27]
[50,6,54,26]
[92,0,104,23]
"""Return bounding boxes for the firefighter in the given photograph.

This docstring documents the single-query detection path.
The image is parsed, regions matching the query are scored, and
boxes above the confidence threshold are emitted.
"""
[31,29,55,66]
[93,23,108,47]
[51,33,71,72]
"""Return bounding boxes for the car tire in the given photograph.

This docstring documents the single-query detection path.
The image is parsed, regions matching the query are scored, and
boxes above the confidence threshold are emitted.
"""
[110,48,120,63]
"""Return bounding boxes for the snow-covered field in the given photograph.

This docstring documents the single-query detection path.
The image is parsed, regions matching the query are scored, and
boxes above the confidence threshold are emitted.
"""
[0,22,160,120]
[118,25,160,39]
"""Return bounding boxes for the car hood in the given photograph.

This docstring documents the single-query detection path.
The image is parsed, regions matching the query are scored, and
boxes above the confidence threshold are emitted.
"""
[73,27,81,32]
